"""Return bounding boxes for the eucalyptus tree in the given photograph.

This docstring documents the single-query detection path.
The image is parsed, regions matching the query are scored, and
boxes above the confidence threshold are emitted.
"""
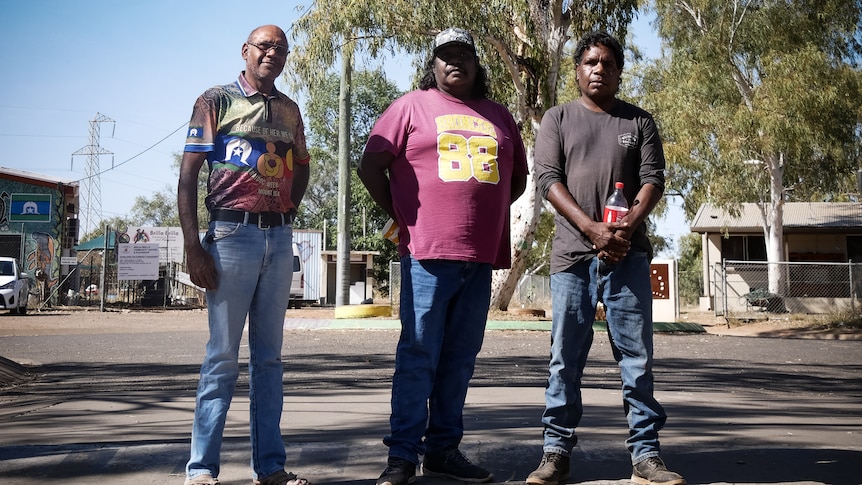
[641,0,862,293]
[299,68,401,233]
[298,69,403,293]
[289,0,638,309]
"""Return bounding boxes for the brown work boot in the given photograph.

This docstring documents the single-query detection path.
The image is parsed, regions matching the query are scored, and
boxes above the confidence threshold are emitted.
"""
[526,452,570,485]
[631,456,685,485]
[252,470,309,485]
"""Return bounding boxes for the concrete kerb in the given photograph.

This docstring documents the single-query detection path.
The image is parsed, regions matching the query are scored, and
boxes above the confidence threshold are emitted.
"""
[283,318,705,333]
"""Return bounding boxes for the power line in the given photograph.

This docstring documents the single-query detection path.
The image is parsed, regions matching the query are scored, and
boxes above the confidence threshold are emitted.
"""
[72,121,188,184]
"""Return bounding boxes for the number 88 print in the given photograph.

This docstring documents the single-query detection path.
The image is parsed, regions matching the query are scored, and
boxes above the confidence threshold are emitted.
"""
[437,133,500,184]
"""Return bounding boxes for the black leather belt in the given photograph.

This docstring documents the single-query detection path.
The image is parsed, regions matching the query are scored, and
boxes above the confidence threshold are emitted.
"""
[210,209,295,228]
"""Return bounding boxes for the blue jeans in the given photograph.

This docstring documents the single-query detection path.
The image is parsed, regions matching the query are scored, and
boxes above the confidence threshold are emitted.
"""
[385,256,492,464]
[542,250,666,464]
[187,221,293,480]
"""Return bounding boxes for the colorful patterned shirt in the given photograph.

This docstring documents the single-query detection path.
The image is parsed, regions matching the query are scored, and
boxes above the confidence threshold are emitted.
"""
[184,73,310,214]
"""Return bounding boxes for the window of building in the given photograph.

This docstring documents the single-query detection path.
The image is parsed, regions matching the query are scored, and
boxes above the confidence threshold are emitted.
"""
[722,235,766,261]
[848,236,862,263]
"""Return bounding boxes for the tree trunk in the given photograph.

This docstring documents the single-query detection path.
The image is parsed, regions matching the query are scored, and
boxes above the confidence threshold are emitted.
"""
[335,44,353,306]
[765,159,786,295]
[490,146,541,310]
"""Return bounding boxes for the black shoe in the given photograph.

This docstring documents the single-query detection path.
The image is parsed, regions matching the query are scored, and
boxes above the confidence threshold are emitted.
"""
[526,452,570,485]
[421,446,494,482]
[377,457,416,485]
[631,457,685,485]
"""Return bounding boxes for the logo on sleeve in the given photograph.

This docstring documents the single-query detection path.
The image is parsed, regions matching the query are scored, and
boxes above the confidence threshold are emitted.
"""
[188,126,204,138]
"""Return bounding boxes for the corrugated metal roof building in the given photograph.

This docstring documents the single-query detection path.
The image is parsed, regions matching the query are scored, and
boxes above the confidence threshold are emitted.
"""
[689,202,862,312]
[692,202,862,233]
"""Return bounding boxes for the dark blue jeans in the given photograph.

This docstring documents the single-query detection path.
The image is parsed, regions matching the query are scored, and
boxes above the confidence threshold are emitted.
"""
[385,255,493,464]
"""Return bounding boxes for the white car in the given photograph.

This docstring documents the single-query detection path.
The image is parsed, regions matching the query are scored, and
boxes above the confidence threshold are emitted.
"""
[0,257,29,315]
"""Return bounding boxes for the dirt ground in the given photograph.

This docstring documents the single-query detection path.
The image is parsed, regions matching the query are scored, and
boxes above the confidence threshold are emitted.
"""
[492,307,862,340]
[677,309,862,340]
[0,304,859,340]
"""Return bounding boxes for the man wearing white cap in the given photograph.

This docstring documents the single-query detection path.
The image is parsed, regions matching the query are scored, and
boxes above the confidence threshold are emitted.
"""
[358,27,528,485]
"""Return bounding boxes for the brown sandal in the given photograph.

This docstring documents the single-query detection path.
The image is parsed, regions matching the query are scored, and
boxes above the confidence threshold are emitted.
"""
[184,474,219,485]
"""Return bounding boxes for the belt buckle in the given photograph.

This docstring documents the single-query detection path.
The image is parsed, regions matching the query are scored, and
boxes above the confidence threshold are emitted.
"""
[257,214,270,230]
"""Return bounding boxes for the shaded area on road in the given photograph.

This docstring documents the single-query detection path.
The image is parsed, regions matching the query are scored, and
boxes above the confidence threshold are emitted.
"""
[1,327,861,484]
[0,438,859,485]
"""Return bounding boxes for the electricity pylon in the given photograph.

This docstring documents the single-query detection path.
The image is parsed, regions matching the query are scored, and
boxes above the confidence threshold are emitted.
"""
[72,112,114,236]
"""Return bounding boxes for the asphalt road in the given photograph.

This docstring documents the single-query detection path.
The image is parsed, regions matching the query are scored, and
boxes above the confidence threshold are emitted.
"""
[0,311,860,485]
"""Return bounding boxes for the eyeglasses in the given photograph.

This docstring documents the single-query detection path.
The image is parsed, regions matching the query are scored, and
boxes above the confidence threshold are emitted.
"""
[248,42,290,56]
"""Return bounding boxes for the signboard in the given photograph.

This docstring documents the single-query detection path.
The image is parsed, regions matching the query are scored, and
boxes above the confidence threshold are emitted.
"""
[9,193,52,223]
[61,257,78,266]
[123,227,183,263]
[650,263,670,300]
[650,259,678,323]
[117,243,160,280]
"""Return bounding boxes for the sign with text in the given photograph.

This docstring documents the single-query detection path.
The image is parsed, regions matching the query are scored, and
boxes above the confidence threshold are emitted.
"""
[123,227,183,263]
[118,243,160,280]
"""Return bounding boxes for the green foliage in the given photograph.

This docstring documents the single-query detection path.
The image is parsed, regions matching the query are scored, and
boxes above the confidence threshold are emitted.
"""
[523,208,556,276]
[288,0,642,307]
[130,191,179,227]
[646,218,669,256]
[289,0,639,131]
[295,69,403,295]
[79,216,134,243]
[677,232,703,306]
[639,0,862,220]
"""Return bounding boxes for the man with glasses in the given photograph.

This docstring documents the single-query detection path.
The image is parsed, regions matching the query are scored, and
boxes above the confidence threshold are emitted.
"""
[358,27,528,485]
[178,25,310,485]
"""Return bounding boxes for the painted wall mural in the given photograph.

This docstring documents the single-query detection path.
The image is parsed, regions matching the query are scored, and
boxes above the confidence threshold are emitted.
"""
[0,181,65,303]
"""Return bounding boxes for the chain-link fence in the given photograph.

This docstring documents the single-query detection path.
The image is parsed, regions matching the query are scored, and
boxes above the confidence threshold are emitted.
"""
[39,250,205,310]
[512,274,551,310]
[388,261,551,313]
[714,260,862,319]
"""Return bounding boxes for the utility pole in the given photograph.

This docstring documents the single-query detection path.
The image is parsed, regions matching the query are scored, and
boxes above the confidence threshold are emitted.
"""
[72,113,115,236]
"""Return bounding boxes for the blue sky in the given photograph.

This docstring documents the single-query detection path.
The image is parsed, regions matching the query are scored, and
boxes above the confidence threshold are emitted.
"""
[0,1,685,255]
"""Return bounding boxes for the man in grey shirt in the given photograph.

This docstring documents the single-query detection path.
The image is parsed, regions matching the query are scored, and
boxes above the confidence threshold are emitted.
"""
[526,31,685,485]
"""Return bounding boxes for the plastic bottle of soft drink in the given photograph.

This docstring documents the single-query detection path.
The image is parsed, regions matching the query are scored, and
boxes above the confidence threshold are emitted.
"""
[603,182,629,223]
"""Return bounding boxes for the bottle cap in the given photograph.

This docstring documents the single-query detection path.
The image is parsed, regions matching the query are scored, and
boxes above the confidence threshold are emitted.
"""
[614,182,624,189]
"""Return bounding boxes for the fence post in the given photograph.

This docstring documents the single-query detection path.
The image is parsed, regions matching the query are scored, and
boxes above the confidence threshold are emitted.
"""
[721,259,728,317]
[100,225,109,312]
[850,260,856,311]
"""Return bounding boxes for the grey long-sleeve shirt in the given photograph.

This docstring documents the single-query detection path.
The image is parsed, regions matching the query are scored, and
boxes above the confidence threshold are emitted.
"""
[534,99,665,274]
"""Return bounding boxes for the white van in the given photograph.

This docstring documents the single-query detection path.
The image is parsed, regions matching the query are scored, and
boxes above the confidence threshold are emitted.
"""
[289,243,304,307]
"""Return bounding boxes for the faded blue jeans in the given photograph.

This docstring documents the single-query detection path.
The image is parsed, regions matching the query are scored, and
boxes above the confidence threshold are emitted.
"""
[541,250,667,465]
[186,221,293,480]
[384,255,492,464]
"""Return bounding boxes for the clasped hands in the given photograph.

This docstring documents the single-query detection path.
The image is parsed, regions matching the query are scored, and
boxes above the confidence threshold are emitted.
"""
[590,220,631,265]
